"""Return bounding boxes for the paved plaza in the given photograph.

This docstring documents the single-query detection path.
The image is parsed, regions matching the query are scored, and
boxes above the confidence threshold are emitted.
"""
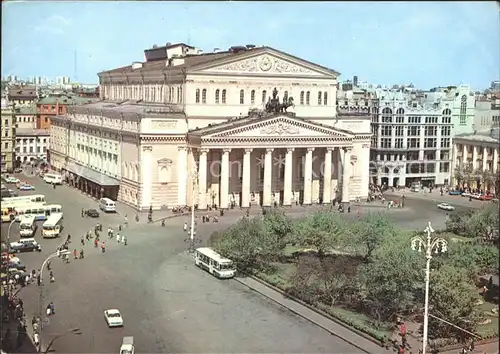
[2,174,484,353]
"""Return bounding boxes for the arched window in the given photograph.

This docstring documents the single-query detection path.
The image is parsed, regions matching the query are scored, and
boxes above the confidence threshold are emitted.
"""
[250,90,255,104]
[222,89,227,104]
[202,89,207,104]
[381,108,392,123]
[240,89,245,104]
[195,89,200,103]
[323,92,328,105]
[300,91,304,105]
[215,89,220,104]
[318,91,322,105]
[261,90,267,104]
[306,91,310,105]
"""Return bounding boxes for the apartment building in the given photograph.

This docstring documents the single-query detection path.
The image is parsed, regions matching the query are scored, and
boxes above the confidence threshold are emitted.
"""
[14,105,37,129]
[15,128,50,164]
[37,93,98,129]
[1,97,15,172]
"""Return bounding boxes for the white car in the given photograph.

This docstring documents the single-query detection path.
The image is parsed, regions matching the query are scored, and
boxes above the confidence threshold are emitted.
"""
[5,177,19,183]
[104,309,124,327]
[437,203,455,211]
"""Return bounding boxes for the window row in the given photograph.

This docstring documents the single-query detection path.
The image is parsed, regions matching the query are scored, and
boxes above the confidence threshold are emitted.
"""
[16,116,36,123]
[16,138,48,144]
[194,89,329,106]
[104,85,183,104]
[17,146,46,154]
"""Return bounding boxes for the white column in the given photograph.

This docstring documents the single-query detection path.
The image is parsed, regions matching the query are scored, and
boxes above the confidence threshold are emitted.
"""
[494,148,499,174]
[198,149,208,209]
[462,144,468,164]
[241,148,252,208]
[323,148,333,204]
[220,148,230,209]
[141,146,152,209]
[283,148,294,206]
[472,146,478,170]
[303,148,314,205]
[263,148,273,207]
[342,148,351,203]
[452,144,458,168]
[337,148,345,196]
[177,147,188,206]
[482,147,488,171]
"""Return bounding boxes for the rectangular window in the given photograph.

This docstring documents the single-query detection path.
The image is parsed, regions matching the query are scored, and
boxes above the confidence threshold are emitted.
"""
[441,126,451,136]
[381,138,391,148]
[407,126,420,136]
[440,138,450,148]
[395,126,404,136]
[408,138,420,148]
[424,126,437,136]
[424,138,437,148]
[381,126,392,136]
[395,138,404,148]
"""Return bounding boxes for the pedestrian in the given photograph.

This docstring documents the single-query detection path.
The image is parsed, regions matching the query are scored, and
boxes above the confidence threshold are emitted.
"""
[53,182,56,189]
[49,302,55,314]
[81,236,85,246]
[116,233,121,243]
[123,235,127,245]
[47,260,51,270]
[81,208,84,217]
[101,241,106,253]
[79,249,84,259]
[94,238,98,248]
[183,222,187,232]
[73,249,78,260]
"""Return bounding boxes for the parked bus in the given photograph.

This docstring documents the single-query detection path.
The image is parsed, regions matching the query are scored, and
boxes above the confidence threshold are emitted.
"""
[194,247,236,279]
[42,213,64,238]
[19,215,37,238]
[14,204,63,222]
[1,207,16,222]
[2,194,46,205]
[43,173,63,185]
[99,197,116,213]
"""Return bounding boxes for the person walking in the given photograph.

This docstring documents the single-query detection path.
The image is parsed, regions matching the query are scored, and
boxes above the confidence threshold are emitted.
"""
[122,235,127,245]
[101,241,106,253]
[73,249,78,260]
[183,222,187,232]
[80,236,85,246]
[116,233,121,243]
[94,238,98,248]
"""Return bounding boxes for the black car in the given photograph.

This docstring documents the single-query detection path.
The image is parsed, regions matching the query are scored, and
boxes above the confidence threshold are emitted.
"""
[5,262,26,271]
[87,209,100,218]
[9,243,42,253]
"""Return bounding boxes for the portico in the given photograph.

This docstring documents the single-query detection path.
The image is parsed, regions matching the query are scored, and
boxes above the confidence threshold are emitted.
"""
[186,113,356,209]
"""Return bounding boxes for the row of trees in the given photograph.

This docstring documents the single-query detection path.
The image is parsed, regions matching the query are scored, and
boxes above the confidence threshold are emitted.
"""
[211,206,499,341]
[446,203,499,240]
[454,163,499,192]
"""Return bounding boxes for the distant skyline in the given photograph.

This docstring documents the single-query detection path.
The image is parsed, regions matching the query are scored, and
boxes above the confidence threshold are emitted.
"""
[2,1,499,89]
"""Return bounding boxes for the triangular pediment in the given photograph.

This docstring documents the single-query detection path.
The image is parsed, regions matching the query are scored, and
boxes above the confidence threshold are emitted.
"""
[189,47,338,78]
[199,116,354,139]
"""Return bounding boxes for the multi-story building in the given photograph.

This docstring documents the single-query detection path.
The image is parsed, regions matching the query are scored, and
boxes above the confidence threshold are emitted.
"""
[369,85,475,187]
[14,105,37,129]
[451,128,499,193]
[37,93,98,130]
[8,87,38,107]
[50,43,372,209]
[72,86,100,98]
[1,97,15,172]
[14,128,50,165]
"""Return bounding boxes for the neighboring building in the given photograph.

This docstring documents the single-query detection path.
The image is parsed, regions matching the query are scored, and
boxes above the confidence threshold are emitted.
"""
[14,128,50,165]
[73,86,100,98]
[8,86,38,107]
[369,85,475,187]
[491,81,500,92]
[13,105,37,129]
[474,98,500,131]
[37,94,98,130]
[50,43,372,210]
[1,97,15,172]
[451,128,499,193]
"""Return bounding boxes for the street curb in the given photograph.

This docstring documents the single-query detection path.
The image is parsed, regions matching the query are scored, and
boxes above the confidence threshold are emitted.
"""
[234,275,386,354]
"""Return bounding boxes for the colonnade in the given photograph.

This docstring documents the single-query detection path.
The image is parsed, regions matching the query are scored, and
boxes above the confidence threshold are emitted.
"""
[178,146,352,209]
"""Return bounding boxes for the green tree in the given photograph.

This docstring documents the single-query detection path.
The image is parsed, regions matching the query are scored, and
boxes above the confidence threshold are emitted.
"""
[465,205,499,240]
[445,210,473,235]
[350,213,394,261]
[262,210,293,250]
[428,265,483,340]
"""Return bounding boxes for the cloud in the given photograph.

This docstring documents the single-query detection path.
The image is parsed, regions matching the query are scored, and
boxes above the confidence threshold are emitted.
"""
[33,15,71,35]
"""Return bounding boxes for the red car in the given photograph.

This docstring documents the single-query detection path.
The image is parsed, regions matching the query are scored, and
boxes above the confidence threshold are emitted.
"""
[479,194,493,201]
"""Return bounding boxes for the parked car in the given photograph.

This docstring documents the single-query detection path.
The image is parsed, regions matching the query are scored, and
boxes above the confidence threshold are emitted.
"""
[9,239,42,253]
[5,176,19,184]
[448,190,462,196]
[14,168,22,173]
[5,262,26,271]
[437,203,455,211]
[19,184,35,191]
[478,194,493,201]
[87,209,100,218]
[104,309,124,327]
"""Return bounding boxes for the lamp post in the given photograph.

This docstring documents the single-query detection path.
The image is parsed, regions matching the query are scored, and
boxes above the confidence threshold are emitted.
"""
[7,217,16,245]
[411,222,448,354]
[42,327,82,354]
[37,250,70,352]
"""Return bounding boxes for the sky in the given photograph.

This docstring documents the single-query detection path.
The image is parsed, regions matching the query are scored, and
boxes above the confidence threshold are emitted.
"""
[2,1,499,89]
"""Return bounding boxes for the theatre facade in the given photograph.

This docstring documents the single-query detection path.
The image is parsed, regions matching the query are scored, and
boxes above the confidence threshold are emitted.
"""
[49,43,372,210]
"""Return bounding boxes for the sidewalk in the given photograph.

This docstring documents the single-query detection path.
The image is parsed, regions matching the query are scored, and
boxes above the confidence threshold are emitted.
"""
[235,276,389,354]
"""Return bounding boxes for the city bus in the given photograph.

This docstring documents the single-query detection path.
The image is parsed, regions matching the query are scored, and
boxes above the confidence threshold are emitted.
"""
[14,204,63,222]
[19,215,37,238]
[1,207,16,222]
[194,247,236,279]
[42,213,64,238]
[2,194,46,205]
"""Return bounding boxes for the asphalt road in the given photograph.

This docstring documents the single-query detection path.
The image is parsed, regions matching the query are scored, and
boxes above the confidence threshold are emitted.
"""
[3,175,366,353]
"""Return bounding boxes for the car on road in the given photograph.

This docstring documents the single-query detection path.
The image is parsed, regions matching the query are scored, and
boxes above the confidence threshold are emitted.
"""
[104,309,124,327]
[19,184,35,191]
[14,168,22,173]
[448,190,462,196]
[437,203,455,211]
[478,194,493,201]
[87,209,100,218]
[9,239,42,253]
[4,176,20,184]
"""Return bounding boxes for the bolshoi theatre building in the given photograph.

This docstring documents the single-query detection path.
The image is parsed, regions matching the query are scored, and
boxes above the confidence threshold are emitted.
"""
[49,43,372,210]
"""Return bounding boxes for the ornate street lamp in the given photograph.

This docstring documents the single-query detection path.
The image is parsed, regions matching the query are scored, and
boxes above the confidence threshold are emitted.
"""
[411,222,448,354]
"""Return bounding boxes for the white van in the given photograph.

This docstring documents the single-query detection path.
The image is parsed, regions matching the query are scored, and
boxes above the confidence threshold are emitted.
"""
[19,215,37,237]
[99,198,116,213]
[42,213,64,238]
[43,173,63,185]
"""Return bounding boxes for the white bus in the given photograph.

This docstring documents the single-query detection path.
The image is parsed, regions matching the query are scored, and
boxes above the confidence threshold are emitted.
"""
[43,173,63,185]
[19,215,37,237]
[2,194,46,205]
[99,197,116,213]
[42,213,64,238]
[194,247,236,279]
[15,204,63,222]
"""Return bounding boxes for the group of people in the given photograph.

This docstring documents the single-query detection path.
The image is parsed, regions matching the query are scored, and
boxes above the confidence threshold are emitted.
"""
[1,297,28,351]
